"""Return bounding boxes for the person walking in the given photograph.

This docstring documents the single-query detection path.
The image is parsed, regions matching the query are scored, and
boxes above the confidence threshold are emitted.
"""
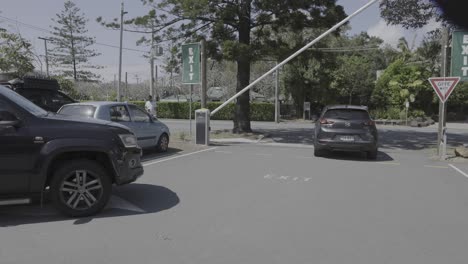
[145,95,156,117]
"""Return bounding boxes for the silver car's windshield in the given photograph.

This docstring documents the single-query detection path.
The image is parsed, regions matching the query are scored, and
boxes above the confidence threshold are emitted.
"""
[0,85,48,116]
[58,105,96,118]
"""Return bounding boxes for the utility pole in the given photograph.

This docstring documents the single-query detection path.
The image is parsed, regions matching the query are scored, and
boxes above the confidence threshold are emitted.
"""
[155,65,158,99]
[125,72,128,100]
[149,30,155,98]
[117,2,127,102]
[38,37,51,77]
[201,39,207,108]
[275,62,280,123]
[135,74,140,85]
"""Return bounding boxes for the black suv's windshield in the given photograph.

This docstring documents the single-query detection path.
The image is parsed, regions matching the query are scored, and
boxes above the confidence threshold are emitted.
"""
[0,85,48,116]
[323,109,370,120]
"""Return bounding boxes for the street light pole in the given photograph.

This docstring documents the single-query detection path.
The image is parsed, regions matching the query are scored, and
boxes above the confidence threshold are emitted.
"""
[149,30,155,98]
[38,37,51,77]
[201,39,207,108]
[275,62,280,123]
[117,2,127,102]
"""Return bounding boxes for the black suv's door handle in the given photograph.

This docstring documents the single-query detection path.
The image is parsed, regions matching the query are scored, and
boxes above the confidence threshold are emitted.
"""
[34,136,45,144]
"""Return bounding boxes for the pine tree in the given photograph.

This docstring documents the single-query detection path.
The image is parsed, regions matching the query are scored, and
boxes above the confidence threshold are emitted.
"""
[49,0,100,81]
[130,0,347,132]
[0,29,34,78]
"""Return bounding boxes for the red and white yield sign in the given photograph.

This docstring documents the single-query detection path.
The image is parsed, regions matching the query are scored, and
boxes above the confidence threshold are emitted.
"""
[428,77,461,103]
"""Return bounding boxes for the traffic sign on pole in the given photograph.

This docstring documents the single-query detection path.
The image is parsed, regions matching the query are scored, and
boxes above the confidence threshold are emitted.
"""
[182,43,201,84]
[451,31,468,82]
[428,77,461,103]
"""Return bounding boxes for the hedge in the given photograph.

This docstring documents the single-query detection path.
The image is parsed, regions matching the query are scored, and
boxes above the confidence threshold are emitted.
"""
[130,101,275,121]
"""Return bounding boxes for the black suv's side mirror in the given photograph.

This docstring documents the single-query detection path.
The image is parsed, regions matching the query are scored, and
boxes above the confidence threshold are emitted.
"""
[0,111,21,127]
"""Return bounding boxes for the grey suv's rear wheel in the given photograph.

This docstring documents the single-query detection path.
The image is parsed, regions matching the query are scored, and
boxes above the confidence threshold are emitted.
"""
[314,144,326,157]
[156,133,169,152]
[50,160,111,217]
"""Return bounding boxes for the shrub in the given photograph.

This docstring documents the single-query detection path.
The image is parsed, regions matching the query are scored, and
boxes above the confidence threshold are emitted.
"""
[129,101,275,121]
[409,109,426,119]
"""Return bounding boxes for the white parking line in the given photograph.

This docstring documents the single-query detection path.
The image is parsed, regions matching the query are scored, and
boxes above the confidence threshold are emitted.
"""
[375,162,401,166]
[255,153,273,157]
[424,165,449,169]
[215,150,233,154]
[143,147,218,167]
[449,164,468,178]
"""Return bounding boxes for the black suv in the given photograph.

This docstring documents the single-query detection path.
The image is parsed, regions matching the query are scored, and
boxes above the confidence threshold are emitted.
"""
[2,77,76,112]
[314,105,378,159]
[0,85,143,217]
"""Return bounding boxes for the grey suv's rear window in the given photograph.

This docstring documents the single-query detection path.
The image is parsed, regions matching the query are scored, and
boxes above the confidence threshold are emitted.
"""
[323,109,370,120]
[59,105,96,117]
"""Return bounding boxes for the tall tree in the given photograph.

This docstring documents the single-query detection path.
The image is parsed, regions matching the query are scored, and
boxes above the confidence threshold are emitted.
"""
[415,31,442,75]
[380,0,467,30]
[49,1,100,81]
[280,28,340,112]
[331,55,373,105]
[130,0,346,132]
[379,0,437,29]
[0,29,34,77]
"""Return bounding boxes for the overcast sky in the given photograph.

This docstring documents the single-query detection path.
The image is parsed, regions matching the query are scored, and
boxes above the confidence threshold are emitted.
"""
[0,0,439,82]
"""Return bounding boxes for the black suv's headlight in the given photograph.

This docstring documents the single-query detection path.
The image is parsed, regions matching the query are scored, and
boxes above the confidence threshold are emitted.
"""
[118,134,138,148]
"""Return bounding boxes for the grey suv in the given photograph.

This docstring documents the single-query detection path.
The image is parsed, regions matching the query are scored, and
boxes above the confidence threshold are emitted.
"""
[314,105,378,159]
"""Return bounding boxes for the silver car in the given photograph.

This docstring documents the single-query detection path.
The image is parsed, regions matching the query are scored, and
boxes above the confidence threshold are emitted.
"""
[58,102,170,152]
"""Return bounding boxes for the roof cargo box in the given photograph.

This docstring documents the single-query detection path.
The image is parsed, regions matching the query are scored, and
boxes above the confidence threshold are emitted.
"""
[22,77,60,90]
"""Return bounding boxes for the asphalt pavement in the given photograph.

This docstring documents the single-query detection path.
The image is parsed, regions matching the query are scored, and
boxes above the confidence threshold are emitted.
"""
[1,120,468,263]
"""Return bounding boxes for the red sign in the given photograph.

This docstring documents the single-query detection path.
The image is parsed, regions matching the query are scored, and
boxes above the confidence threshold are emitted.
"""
[428,77,461,103]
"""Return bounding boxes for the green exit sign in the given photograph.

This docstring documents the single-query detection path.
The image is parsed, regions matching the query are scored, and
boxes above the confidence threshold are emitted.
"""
[451,31,468,82]
[182,43,201,84]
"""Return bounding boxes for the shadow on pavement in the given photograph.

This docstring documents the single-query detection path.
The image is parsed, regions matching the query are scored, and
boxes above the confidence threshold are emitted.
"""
[141,147,183,163]
[378,129,467,150]
[322,150,394,162]
[258,127,468,151]
[258,128,314,145]
[0,184,180,227]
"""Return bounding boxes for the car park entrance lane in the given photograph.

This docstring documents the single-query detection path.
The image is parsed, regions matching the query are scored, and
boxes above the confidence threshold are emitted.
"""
[2,144,468,264]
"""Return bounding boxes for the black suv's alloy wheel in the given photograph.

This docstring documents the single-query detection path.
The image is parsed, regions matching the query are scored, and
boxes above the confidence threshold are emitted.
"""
[51,160,111,217]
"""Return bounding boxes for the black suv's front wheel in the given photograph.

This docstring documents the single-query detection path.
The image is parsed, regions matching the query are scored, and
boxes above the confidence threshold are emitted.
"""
[50,160,111,217]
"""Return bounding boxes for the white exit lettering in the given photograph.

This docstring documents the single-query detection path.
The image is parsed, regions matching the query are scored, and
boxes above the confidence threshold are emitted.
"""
[464,35,468,44]
[189,48,194,55]
[462,45,468,55]
[462,67,468,76]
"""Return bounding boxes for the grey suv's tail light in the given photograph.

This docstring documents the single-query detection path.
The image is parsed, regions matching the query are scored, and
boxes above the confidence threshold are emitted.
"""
[363,120,375,126]
[319,118,334,125]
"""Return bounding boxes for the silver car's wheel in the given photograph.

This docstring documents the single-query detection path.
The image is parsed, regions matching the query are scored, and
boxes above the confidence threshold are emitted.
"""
[156,134,169,152]
[51,160,111,217]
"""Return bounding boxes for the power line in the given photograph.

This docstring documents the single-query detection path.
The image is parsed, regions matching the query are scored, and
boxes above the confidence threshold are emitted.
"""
[310,45,381,52]
[315,47,380,52]
[0,15,147,53]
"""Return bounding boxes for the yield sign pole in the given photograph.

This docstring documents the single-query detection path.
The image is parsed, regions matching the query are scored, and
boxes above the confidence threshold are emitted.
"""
[428,77,461,159]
